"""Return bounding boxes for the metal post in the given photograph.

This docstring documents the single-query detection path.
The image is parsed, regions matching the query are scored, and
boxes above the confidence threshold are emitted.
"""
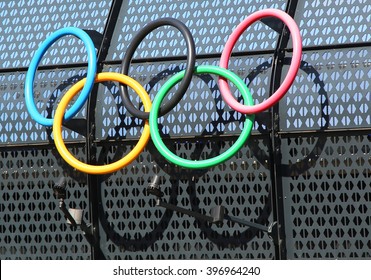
[85,0,124,260]
[268,0,299,260]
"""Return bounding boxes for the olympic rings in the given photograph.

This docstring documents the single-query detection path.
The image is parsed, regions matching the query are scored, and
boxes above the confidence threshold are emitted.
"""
[219,8,302,114]
[149,65,255,169]
[53,72,151,175]
[25,27,97,127]
[25,9,302,174]
[120,17,196,119]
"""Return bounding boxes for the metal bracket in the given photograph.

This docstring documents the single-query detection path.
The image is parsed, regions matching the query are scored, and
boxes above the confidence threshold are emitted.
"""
[260,17,284,33]
[82,29,104,49]
[62,118,88,137]
[147,175,278,242]
[52,177,95,245]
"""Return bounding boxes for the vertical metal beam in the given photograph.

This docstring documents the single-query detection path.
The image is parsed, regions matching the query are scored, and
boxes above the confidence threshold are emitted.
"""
[268,0,299,260]
[85,0,124,260]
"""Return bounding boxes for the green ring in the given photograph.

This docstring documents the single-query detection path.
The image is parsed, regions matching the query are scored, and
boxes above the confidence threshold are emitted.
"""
[149,65,255,169]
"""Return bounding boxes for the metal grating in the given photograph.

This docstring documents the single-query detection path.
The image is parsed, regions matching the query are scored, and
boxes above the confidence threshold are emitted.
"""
[107,0,287,60]
[0,0,111,69]
[282,133,371,259]
[97,136,274,259]
[280,47,370,131]
[292,0,371,47]
[0,0,370,260]
[0,145,90,259]
[96,56,273,141]
[0,68,89,145]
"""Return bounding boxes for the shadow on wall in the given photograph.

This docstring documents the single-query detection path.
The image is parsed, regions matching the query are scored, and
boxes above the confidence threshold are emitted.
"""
[45,58,328,253]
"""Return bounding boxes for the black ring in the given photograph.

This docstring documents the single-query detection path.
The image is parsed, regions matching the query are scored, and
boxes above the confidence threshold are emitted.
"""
[119,17,196,119]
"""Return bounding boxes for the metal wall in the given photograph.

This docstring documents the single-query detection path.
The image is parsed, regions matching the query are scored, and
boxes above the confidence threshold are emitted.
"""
[0,0,370,259]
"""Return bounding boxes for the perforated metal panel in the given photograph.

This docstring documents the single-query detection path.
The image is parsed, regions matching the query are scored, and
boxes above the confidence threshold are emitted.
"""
[107,0,287,60]
[0,68,89,144]
[0,0,111,69]
[0,145,90,259]
[280,47,370,131]
[292,0,371,47]
[97,136,274,259]
[1,0,370,261]
[96,56,273,140]
[282,133,371,259]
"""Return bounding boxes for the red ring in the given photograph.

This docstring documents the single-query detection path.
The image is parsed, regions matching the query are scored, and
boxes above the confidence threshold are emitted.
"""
[219,8,302,114]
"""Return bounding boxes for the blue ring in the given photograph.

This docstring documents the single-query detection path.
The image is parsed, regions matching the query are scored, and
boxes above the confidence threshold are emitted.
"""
[24,27,97,127]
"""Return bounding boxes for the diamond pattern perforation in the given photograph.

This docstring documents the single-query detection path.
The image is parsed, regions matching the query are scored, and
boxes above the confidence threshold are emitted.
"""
[107,0,286,60]
[281,48,370,131]
[282,134,371,259]
[0,146,90,259]
[96,56,272,140]
[1,0,370,261]
[97,135,274,259]
[0,0,111,69]
[292,0,371,48]
[0,69,90,145]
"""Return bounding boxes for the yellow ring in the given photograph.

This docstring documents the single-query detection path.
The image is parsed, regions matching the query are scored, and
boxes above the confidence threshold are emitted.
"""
[53,72,152,175]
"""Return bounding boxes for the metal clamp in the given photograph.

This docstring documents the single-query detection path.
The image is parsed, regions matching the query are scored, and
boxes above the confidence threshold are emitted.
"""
[147,175,278,243]
[52,177,95,245]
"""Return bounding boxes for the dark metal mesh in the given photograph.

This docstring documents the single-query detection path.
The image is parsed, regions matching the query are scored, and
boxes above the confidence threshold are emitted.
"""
[280,48,370,131]
[96,56,273,140]
[0,0,112,69]
[282,133,371,259]
[292,0,371,47]
[0,68,88,144]
[0,0,370,260]
[107,0,287,60]
[0,145,90,259]
[97,136,274,259]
